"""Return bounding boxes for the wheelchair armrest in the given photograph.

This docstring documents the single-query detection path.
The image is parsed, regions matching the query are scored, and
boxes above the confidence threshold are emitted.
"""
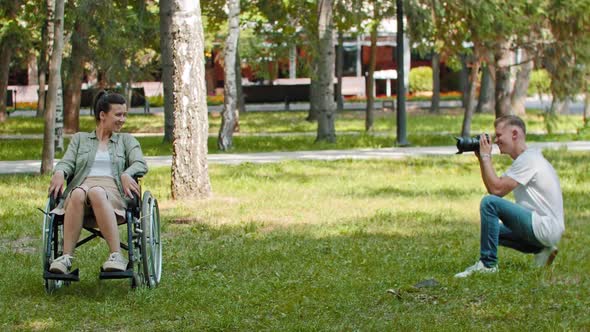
[128,192,140,210]
[127,174,143,210]
[48,191,63,210]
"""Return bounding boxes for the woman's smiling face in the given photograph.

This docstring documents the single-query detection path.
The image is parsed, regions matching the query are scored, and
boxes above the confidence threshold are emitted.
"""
[100,104,127,133]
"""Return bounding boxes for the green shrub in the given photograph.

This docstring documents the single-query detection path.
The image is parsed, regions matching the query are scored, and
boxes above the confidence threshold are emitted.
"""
[147,95,164,107]
[409,66,433,93]
[528,69,551,96]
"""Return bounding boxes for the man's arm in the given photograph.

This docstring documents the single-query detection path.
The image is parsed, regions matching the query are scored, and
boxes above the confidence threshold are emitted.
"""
[478,156,518,197]
[477,133,518,197]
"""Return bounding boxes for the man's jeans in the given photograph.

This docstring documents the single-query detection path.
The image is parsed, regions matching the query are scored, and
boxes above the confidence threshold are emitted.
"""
[479,195,545,267]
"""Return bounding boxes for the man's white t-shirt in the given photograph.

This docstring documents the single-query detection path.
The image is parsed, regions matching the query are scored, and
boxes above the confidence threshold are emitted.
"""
[503,148,564,246]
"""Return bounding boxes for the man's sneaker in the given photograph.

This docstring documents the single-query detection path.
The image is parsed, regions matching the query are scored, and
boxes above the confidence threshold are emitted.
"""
[454,260,498,278]
[534,246,558,267]
[49,254,73,274]
[102,252,128,272]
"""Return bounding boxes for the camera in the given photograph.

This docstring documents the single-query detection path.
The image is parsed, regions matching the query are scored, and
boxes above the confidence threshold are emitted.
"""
[455,134,490,154]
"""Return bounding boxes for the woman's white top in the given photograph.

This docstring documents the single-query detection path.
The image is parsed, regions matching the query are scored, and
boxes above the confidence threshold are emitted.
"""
[88,149,114,178]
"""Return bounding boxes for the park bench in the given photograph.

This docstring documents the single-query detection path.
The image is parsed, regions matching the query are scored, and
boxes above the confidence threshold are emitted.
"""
[243,84,342,111]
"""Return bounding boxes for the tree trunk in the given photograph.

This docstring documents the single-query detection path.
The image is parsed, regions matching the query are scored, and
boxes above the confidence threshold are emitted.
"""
[476,63,495,113]
[494,41,513,118]
[459,53,470,108]
[365,22,378,132]
[170,0,212,199]
[236,47,245,116]
[430,52,440,113]
[63,18,89,134]
[315,0,336,142]
[510,50,533,116]
[460,56,481,137]
[0,41,13,122]
[159,0,174,143]
[0,0,22,122]
[307,57,320,122]
[41,0,65,174]
[218,0,240,151]
[336,31,344,113]
[584,91,589,127]
[36,0,56,118]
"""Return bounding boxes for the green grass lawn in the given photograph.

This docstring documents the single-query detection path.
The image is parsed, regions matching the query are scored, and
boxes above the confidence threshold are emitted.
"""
[1,151,589,330]
[0,109,588,161]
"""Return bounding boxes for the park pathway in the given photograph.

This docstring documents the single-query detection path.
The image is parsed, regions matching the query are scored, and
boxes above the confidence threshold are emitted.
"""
[1,141,589,175]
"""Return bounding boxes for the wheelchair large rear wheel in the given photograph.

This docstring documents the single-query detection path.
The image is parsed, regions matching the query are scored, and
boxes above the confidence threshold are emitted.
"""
[140,191,161,287]
[42,199,64,294]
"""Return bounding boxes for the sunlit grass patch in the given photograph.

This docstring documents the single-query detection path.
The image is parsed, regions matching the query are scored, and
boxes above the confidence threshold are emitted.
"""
[0,152,588,330]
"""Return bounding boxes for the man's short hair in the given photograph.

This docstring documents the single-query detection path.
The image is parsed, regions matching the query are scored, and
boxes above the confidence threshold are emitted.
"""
[494,115,526,135]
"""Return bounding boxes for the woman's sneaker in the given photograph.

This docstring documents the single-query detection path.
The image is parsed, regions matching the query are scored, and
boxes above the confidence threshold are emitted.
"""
[454,260,498,278]
[102,252,128,272]
[49,254,74,274]
[534,246,558,267]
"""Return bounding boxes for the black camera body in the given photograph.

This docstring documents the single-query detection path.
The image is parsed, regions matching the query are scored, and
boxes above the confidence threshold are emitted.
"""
[455,134,490,154]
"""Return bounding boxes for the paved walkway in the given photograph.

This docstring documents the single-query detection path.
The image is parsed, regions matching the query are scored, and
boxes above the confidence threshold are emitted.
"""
[1,141,589,175]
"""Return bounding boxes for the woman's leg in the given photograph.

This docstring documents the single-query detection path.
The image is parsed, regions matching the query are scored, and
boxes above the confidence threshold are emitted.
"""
[87,186,120,253]
[63,188,86,255]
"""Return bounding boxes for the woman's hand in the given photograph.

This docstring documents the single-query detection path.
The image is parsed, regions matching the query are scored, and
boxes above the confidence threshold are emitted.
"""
[49,171,65,199]
[121,173,140,199]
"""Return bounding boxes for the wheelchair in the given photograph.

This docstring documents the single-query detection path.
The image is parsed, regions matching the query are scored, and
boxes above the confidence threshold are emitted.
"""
[41,176,162,293]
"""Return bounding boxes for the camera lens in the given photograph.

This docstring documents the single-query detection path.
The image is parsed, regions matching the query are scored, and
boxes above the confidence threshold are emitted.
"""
[455,134,488,154]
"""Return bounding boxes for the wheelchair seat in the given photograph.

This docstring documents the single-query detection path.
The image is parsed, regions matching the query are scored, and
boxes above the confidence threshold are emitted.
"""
[41,177,162,293]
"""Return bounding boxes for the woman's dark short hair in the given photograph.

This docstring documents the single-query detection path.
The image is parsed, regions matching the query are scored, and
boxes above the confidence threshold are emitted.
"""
[494,115,526,135]
[92,90,126,122]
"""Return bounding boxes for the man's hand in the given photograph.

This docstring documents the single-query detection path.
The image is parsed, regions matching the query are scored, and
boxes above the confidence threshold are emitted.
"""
[48,171,65,199]
[478,133,492,160]
[121,173,140,199]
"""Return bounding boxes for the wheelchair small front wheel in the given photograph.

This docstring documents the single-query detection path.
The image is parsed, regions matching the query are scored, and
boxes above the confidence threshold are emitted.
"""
[42,199,65,294]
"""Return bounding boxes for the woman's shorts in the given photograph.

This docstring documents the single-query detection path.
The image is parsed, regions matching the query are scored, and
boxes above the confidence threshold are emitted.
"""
[51,176,127,226]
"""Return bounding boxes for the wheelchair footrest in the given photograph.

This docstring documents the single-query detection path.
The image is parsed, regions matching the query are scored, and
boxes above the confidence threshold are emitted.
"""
[44,268,80,281]
[99,268,133,280]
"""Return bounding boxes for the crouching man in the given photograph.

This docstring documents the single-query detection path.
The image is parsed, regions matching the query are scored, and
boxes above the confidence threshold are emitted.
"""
[455,115,564,278]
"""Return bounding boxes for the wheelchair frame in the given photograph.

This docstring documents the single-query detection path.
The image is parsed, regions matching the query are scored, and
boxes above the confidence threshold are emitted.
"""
[42,178,161,293]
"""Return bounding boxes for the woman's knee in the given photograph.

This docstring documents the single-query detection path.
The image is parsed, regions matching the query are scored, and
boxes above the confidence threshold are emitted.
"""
[68,188,87,207]
[87,186,108,205]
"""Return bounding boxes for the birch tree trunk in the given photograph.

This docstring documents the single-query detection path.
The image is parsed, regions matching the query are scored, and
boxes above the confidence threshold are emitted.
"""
[37,0,56,118]
[336,31,344,113]
[170,0,212,199]
[218,0,240,151]
[236,49,245,115]
[430,52,440,113]
[63,18,89,134]
[307,57,319,122]
[315,0,336,142]
[41,0,65,174]
[365,22,378,132]
[460,53,481,137]
[510,50,533,116]
[160,0,174,143]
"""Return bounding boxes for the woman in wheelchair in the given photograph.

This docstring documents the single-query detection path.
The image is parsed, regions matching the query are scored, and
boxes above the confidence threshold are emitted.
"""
[47,91,148,275]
